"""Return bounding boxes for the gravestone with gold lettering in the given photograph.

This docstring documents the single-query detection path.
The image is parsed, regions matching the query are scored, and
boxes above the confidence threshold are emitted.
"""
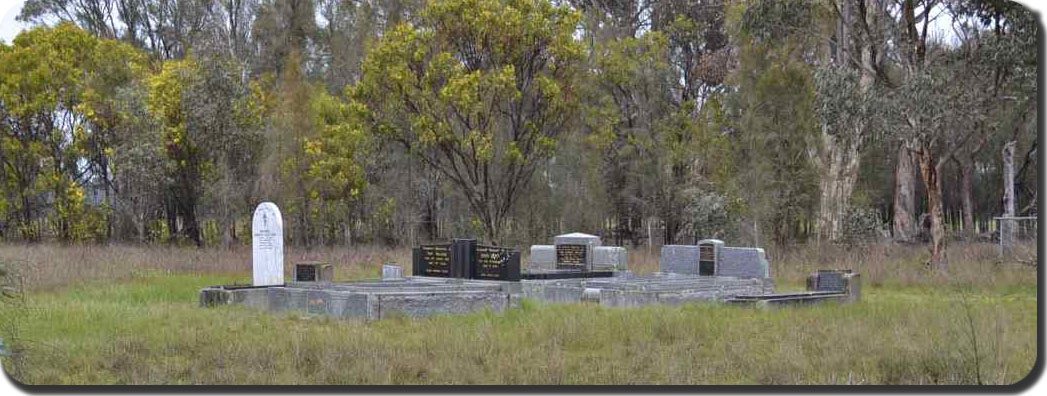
[412,239,520,281]
[553,232,600,271]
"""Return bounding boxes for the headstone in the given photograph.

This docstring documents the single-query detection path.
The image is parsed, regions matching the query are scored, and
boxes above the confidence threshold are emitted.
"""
[660,245,701,275]
[412,239,520,281]
[718,247,770,278]
[553,232,601,271]
[698,239,724,276]
[413,244,452,277]
[475,244,521,281]
[529,245,556,271]
[294,262,333,282]
[806,269,861,302]
[451,238,477,278]
[593,246,628,272]
[660,240,769,279]
[252,202,284,286]
[382,264,404,280]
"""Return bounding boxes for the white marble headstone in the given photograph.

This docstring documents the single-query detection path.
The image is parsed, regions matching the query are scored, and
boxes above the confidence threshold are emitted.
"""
[252,202,284,286]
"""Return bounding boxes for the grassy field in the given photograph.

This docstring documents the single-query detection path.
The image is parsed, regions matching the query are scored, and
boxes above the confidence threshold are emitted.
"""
[0,243,1038,385]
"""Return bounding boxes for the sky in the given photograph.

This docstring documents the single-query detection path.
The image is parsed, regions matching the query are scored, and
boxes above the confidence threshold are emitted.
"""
[3,0,1044,44]
[0,0,1044,45]
[1,0,27,44]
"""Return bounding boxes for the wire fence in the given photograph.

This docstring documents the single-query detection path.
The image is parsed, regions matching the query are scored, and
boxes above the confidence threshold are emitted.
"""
[994,216,1037,264]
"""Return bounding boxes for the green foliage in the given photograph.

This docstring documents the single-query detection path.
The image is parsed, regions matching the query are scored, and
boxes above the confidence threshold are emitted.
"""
[355,0,587,241]
[0,23,145,242]
[727,10,821,244]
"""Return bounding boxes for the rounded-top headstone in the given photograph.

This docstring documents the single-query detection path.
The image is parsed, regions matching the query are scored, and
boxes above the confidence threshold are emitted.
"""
[252,202,284,286]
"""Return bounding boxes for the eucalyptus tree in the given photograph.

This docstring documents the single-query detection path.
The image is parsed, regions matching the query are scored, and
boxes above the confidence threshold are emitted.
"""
[354,0,588,243]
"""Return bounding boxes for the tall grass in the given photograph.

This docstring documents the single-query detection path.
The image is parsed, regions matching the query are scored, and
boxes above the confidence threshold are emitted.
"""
[0,273,1035,385]
[0,242,1037,385]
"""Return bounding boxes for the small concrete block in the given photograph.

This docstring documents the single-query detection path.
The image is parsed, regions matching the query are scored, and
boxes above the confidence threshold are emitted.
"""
[581,288,601,304]
[382,264,404,280]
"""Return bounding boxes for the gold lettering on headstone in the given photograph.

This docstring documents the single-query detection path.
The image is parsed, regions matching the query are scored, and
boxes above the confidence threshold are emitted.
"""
[421,245,451,275]
[556,244,587,269]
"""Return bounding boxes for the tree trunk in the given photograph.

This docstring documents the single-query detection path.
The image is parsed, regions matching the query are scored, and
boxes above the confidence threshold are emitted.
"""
[893,145,918,242]
[915,148,947,271]
[959,160,975,239]
[1002,140,1017,245]
[817,133,862,241]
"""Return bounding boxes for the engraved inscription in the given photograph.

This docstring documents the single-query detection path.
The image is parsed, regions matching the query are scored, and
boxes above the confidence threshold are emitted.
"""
[420,245,452,276]
[476,245,510,279]
[556,244,587,270]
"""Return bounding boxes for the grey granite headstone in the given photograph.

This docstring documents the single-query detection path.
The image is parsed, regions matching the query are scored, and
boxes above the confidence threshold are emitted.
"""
[718,247,770,278]
[660,245,700,275]
[593,246,628,272]
[252,202,284,286]
[529,245,556,271]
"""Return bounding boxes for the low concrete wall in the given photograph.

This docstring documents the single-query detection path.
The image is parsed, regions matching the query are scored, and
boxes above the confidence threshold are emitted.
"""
[201,274,777,319]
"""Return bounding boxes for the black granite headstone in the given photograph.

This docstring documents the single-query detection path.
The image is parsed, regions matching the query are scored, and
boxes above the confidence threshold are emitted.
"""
[451,239,477,278]
[698,244,716,276]
[475,245,521,281]
[556,244,587,270]
[412,239,520,281]
[413,244,452,277]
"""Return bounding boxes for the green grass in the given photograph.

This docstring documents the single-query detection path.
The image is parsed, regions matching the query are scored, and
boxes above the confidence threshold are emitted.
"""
[1,272,1036,385]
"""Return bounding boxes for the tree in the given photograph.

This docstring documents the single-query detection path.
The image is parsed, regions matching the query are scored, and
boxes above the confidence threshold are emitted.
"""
[0,23,145,241]
[810,0,890,242]
[303,91,370,245]
[148,53,262,245]
[19,0,215,60]
[354,0,587,243]
[729,0,823,245]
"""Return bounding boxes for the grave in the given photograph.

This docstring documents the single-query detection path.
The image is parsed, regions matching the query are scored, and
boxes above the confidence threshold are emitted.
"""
[527,232,627,278]
[725,269,861,306]
[252,202,284,286]
[202,213,856,320]
[660,239,769,278]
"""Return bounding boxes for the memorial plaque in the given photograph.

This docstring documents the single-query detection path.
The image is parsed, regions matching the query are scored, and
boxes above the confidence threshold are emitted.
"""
[556,244,588,270]
[296,264,316,281]
[699,244,716,276]
[414,244,452,277]
[816,271,845,291]
[475,245,521,281]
